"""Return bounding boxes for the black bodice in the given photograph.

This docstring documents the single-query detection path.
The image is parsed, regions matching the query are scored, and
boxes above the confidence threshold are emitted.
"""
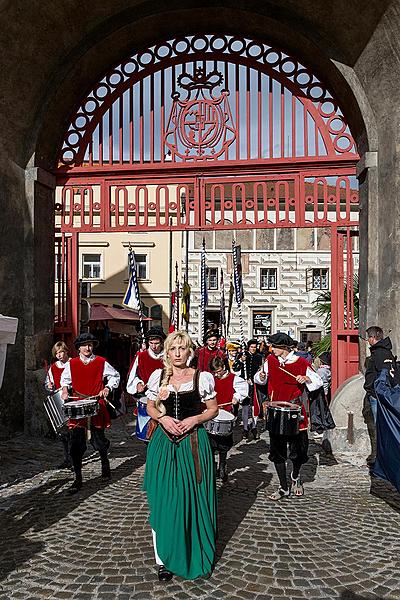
[162,370,203,420]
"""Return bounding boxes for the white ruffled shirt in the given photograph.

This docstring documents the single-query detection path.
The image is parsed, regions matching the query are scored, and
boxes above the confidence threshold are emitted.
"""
[146,369,216,402]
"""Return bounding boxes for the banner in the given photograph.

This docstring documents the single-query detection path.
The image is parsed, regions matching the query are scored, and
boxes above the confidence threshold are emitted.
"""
[123,248,141,311]
[226,276,234,336]
[181,279,191,325]
[232,242,244,303]
[169,262,180,332]
[200,238,208,340]
[219,270,226,338]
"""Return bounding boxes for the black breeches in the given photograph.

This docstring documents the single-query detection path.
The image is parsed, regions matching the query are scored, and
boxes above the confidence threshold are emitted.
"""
[268,430,309,467]
[69,427,110,476]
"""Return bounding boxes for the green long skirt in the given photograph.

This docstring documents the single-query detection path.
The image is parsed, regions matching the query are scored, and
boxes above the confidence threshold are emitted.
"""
[143,425,217,580]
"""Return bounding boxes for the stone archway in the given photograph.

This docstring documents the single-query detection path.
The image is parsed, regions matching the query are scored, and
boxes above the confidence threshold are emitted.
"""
[1,2,397,436]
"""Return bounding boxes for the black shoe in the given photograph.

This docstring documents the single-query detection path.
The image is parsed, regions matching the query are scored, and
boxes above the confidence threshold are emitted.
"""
[242,430,249,440]
[220,465,228,483]
[251,428,260,440]
[67,478,82,495]
[158,565,173,582]
[101,466,111,480]
[57,460,72,470]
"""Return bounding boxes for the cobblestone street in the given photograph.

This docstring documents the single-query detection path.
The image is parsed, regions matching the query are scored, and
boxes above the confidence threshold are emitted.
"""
[1,420,400,600]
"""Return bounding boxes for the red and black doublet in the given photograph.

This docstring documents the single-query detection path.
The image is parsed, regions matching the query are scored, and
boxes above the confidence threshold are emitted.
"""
[68,355,111,430]
[49,363,64,389]
[192,347,227,373]
[267,354,309,466]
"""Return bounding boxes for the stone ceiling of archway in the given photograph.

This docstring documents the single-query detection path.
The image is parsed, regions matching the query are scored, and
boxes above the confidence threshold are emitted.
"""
[0,0,391,168]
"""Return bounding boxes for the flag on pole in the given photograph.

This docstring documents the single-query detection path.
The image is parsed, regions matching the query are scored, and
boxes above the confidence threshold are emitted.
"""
[123,246,145,345]
[169,262,180,333]
[232,242,244,303]
[226,275,234,337]
[181,278,191,325]
[219,270,226,338]
[123,248,141,311]
[200,238,208,341]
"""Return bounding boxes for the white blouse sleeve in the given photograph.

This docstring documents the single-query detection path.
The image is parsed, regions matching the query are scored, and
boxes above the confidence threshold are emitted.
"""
[305,366,324,392]
[199,371,216,401]
[145,369,163,401]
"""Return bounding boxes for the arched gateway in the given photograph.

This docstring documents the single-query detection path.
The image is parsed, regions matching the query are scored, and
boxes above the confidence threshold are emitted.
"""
[55,34,360,392]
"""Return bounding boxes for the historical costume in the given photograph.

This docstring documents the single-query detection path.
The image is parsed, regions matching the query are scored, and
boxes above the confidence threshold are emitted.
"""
[254,333,322,499]
[143,331,218,581]
[191,329,227,373]
[126,326,165,441]
[232,340,263,440]
[44,341,71,468]
[209,356,248,481]
[60,333,120,493]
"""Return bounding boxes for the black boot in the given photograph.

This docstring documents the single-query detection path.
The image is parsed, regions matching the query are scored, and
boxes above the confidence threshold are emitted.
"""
[251,427,260,440]
[220,464,228,483]
[242,430,249,440]
[100,452,111,480]
[158,565,173,582]
[67,474,82,495]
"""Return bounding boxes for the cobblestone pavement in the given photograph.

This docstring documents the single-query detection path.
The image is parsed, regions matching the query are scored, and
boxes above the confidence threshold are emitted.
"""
[1,419,400,600]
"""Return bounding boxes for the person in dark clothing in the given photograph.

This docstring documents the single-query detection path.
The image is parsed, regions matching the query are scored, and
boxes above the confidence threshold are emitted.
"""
[294,341,313,364]
[232,339,263,440]
[363,326,396,468]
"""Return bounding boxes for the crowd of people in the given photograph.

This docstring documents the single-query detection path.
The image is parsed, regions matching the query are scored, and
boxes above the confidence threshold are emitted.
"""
[44,325,342,582]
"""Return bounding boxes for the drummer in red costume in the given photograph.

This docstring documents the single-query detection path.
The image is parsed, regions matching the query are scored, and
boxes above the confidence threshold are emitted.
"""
[126,326,166,441]
[209,357,248,481]
[45,341,71,469]
[60,333,120,494]
[254,333,322,500]
[191,330,228,373]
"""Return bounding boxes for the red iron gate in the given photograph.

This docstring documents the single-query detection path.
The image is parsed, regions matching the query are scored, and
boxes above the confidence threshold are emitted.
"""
[54,34,360,388]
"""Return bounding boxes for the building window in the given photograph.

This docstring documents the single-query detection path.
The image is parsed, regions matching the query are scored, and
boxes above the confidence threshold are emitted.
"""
[82,253,102,279]
[311,268,329,290]
[252,311,272,338]
[260,268,277,290]
[207,267,218,290]
[130,254,148,279]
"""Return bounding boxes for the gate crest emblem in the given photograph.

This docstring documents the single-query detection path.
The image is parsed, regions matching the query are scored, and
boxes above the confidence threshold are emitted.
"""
[165,68,236,161]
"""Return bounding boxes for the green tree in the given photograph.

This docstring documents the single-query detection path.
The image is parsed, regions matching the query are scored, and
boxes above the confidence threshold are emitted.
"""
[312,274,359,356]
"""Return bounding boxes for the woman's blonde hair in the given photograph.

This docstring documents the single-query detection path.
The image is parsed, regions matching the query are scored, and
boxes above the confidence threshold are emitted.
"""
[155,330,194,415]
[52,341,69,359]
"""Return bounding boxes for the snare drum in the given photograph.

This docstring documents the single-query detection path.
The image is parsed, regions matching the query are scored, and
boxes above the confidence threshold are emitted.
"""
[266,401,301,436]
[204,409,235,437]
[135,398,151,442]
[43,388,68,433]
[63,398,99,420]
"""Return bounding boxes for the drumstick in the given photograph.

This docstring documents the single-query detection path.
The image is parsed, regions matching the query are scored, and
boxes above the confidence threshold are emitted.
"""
[218,402,233,408]
[279,367,299,380]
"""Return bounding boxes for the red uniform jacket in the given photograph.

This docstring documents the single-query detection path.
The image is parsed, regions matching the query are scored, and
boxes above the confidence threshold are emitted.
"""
[213,372,235,412]
[50,363,64,389]
[267,354,310,430]
[68,356,110,430]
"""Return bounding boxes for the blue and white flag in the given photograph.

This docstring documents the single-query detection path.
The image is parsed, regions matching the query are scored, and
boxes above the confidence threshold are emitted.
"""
[123,248,141,311]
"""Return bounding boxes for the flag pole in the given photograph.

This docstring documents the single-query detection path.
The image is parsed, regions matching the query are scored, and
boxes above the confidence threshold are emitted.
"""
[125,243,145,349]
[232,238,247,379]
[200,237,207,343]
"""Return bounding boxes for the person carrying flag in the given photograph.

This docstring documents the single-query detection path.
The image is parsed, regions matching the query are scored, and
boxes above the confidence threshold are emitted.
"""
[191,329,228,373]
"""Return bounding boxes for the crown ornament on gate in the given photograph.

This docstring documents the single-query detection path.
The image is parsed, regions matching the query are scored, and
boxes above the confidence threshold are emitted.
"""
[165,67,236,161]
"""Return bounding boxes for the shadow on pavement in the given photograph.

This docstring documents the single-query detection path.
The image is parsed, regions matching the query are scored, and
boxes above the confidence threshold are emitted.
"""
[0,442,144,582]
[370,474,400,514]
[215,428,272,563]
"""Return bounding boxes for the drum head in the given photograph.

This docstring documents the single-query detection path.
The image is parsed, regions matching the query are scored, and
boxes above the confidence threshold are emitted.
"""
[214,409,235,422]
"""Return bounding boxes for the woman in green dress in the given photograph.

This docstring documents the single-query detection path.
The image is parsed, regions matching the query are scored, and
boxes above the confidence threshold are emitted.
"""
[144,330,218,581]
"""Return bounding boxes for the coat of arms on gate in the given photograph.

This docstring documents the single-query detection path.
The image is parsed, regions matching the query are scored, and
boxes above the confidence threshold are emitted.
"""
[165,67,236,161]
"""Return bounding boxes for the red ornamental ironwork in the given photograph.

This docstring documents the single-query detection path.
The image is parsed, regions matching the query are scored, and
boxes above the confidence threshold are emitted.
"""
[165,68,236,161]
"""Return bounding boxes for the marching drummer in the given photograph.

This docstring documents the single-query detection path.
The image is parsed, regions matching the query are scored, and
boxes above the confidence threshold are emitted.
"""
[126,326,166,441]
[209,357,248,482]
[45,341,72,469]
[254,333,322,500]
[60,333,120,494]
